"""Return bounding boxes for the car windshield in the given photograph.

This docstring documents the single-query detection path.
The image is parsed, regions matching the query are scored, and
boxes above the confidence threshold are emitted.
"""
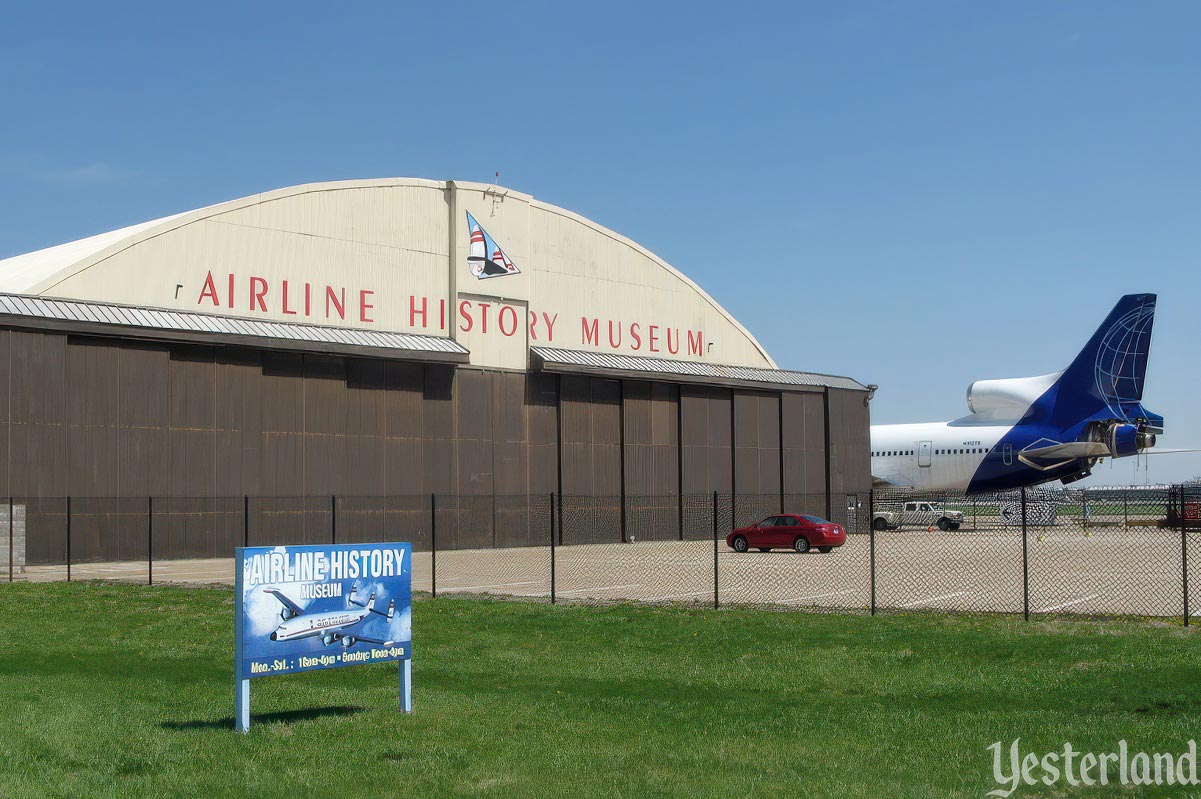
[800,515,830,524]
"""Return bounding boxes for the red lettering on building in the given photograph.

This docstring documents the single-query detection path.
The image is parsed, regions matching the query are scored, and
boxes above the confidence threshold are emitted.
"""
[281,281,297,315]
[409,295,427,328]
[581,317,599,346]
[607,320,622,348]
[250,277,268,312]
[198,271,220,306]
[499,305,518,337]
[185,274,712,358]
[326,286,345,320]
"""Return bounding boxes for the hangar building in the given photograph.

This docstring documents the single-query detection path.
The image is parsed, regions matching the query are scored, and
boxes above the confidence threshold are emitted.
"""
[0,179,871,561]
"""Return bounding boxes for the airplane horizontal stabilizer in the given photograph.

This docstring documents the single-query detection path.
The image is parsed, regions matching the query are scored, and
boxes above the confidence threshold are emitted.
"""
[1021,442,1111,460]
[1022,442,1200,462]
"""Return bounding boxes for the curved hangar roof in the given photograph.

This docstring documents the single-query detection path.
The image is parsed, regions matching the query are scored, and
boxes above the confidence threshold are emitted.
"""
[0,178,865,390]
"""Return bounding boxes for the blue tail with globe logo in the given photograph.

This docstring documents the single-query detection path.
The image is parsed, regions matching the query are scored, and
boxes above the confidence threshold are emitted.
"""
[1040,293,1160,431]
[966,293,1162,493]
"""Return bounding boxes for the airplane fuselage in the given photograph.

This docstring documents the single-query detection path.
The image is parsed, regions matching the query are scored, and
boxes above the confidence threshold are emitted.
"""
[871,423,1005,493]
[270,608,369,642]
[870,420,1095,494]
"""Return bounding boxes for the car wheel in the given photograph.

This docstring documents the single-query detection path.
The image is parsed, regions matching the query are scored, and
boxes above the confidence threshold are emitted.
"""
[950,523,961,531]
[937,518,951,531]
[818,546,833,553]
[732,535,748,553]
[872,517,888,531]
[793,537,811,554]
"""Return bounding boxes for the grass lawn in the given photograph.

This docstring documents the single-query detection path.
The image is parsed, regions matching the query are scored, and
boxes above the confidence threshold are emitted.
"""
[1,582,1199,798]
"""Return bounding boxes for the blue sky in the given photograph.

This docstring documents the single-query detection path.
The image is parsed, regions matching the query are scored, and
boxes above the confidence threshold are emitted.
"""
[2,2,1199,484]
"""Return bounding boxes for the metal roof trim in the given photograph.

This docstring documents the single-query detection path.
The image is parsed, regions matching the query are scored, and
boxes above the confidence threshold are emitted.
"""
[0,293,470,362]
[530,346,867,392]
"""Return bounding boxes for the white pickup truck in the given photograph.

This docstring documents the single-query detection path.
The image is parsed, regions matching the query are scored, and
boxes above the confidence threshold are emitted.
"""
[873,501,964,531]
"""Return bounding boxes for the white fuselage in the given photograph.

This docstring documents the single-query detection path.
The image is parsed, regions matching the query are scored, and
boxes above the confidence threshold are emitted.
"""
[870,422,1013,492]
[271,607,369,642]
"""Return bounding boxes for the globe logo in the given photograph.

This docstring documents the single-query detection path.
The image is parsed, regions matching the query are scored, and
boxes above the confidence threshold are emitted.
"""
[1093,302,1155,420]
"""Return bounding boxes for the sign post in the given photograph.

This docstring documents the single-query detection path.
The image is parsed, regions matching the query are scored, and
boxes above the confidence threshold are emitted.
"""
[234,542,413,733]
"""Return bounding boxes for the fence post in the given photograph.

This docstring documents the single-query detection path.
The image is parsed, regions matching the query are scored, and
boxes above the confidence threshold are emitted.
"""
[1124,491,1129,527]
[1021,487,1029,621]
[869,489,876,616]
[243,495,249,548]
[550,493,556,605]
[430,493,437,599]
[331,495,337,545]
[7,497,12,583]
[713,491,719,610]
[147,496,153,586]
[1181,487,1189,627]
[66,496,72,582]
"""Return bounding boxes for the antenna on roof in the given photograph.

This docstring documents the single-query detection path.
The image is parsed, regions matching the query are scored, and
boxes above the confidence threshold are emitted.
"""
[485,171,507,213]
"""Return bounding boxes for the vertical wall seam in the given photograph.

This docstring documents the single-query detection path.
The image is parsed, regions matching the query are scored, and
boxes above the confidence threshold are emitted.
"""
[778,392,785,513]
[555,373,563,545]
[729,388,736,524]
[618,380,627,543]
[823,388,831,520]
[676,384,684,539]
[5,333,9,500]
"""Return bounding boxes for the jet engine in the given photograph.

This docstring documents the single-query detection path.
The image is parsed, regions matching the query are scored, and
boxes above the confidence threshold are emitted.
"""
[965,373,1060,420]
[341,636,356,648]
[322,633,336,646]
[279,608,297,621]
[1104,422,1155,458]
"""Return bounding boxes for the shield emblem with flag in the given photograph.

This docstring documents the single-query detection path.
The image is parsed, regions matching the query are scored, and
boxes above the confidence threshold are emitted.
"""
[466,212,520,279]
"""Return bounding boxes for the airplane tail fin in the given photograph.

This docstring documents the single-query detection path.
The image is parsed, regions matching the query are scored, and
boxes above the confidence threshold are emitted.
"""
[386,599,395,621]
[365,593,376,613]
[1037,293,1161,429]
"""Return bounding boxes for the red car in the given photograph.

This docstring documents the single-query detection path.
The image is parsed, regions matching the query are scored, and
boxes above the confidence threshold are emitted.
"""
[726,514,846,554]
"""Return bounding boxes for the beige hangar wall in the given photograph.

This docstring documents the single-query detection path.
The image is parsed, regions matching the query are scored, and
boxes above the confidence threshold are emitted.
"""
[0,178,776,371]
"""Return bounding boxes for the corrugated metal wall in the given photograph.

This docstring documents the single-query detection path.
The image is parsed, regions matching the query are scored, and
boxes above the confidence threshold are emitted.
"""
[733,391,782,526]
[559,375,622,543]
[782,391,829,519]
[825,387,872,527]
[0,328,870,560]
[622,381,680,541]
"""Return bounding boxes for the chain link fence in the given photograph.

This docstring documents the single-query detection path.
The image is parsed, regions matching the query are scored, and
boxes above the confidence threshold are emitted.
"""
[5,486,1199,623]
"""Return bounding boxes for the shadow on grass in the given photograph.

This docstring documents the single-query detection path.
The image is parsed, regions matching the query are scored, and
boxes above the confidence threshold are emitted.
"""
[161,705,365,730]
